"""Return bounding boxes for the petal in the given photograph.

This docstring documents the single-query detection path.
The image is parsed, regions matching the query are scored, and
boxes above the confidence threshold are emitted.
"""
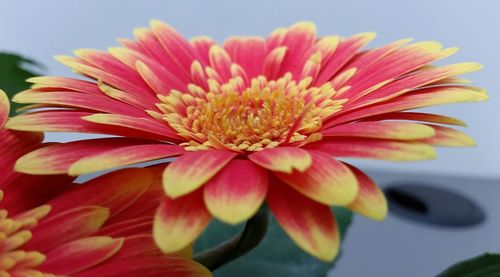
[204,159,268,224]
[262,46,287,80]
[73,257,211,277]
[133,27,191,84]
[0,90,9,127]
[349,62,482,105]
[68,144,184,175]
[27,76,102,94]
[5,110,173,141]
[325,86,488,128]
[153,190,211,253]
[47,168,154,218]
[107,235,162,260]
[224,37,266,79]
[163,150,237,198]
[274,150,358,206]
[24,206,110,253]
[267,177,339,261]
[342,42,457,99]
[82,113,182,141]
[279,22,317,78]
[191,36,216,66]
[307,138,437,161]
[56,53,153,97]
[150,20,197,75]
[321,121,436,140]
[248,147,312,174]
[208,45,233,83]
[419,125,475,147]
[315,32,376,85]
[39,236,124,275]
[361,112,466,127]
[344,164,388,221]
[12,90,145,116]
[15,138,158,175]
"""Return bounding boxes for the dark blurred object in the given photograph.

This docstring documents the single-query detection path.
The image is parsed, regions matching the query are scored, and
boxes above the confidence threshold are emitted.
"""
[385,184,486,227]
[0,52,43,115]
[437,253,500,276]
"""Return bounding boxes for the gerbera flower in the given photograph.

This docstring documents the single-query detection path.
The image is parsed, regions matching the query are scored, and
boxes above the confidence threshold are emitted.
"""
[6,21,487,261]
[0,90,210,276]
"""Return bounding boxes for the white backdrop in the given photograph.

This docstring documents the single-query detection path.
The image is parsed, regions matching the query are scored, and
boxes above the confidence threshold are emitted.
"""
[1,0,498,179]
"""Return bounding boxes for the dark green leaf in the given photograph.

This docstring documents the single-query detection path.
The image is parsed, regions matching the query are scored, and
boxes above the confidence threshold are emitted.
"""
[195,207,353,277]
[0,52,44,115]
[437,253,500,277]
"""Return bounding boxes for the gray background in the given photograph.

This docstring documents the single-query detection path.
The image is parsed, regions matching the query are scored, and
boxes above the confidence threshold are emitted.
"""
[1,1,499,276]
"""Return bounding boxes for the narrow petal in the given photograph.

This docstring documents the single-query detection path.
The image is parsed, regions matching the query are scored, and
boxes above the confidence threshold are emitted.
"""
[315,32,376,85]
[24,206,110,253]
[26,76,102,94]
[345,164,387,221]
[132,27,191,84]
[73,257,211,277]
[325,86,488,128]
[163,150,237,198]
[47,168,154,217]
[262,46,287,80]
[224,37,266,79]
[0,90,9,127]
[321,121,436,140]
[279,22,317,78]
[5,110,173,140]
[12,90,145,116]
[14,138,157,175]
[349,62,482,105]
[150,20,197,75]
[39,236,124,275]
[208,45,233,83]
[307,138,437,161]
[361,112,466,126]
[249,147,312,174]
[82,113,182,141]
[191,36,216,66]
[68,144,184,175]
[274,150,358,206]
[419,125,475,147]
[204,159,268,224]
[267,177,339,261]
[56,53,153,97]
[153,190,211,253]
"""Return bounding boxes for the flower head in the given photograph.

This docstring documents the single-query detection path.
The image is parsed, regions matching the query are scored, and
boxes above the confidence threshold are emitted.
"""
[6,21,487,261]
[0,91,210,276]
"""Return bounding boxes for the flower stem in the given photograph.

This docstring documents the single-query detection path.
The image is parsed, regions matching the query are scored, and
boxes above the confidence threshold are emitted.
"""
[193,206,270,271]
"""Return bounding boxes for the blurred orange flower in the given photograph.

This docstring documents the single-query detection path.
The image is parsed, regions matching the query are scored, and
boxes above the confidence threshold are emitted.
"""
[0,91,210,276]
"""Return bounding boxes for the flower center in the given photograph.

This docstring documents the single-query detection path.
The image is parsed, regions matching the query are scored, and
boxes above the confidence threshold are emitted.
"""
[0,191,49,275]
[160,73,345,152]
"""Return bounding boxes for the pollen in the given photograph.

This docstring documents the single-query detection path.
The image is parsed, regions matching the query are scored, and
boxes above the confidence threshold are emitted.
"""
[159,73,346,152]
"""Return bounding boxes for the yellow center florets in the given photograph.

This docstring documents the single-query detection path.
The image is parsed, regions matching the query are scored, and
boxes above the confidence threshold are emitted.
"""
[0,191,50,275]
[159,73,345,152]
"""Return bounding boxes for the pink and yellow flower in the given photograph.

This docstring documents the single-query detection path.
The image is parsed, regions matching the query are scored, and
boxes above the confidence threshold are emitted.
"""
[6,21,486,261]
[0,90,210,276]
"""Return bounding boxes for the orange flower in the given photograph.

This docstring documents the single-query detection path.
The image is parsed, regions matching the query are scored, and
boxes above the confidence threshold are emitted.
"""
[6,21,486,261]
[0,91,210,276]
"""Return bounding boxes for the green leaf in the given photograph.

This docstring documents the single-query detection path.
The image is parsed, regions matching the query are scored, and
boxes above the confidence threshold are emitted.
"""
[0,52,43,115]
[195,207,353,277]
[437,253,500,277]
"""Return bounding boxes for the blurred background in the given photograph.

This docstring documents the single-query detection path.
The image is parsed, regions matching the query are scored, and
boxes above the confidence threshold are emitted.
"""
[1,1,499,276]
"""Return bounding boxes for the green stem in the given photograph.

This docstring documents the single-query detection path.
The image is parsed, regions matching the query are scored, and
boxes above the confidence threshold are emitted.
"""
[193,207,270,271]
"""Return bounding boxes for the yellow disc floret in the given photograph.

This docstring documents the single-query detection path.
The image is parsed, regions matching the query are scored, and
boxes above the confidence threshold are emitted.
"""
[159,73,346,152]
